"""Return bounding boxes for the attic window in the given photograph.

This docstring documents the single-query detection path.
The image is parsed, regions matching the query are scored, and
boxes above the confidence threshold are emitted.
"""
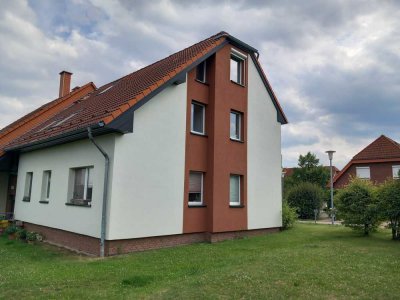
[230,49,247,85]
[196,61,206,83]
[98,85,114,95]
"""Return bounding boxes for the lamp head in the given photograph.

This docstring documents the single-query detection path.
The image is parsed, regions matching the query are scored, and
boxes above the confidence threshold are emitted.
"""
[325,150,336,160]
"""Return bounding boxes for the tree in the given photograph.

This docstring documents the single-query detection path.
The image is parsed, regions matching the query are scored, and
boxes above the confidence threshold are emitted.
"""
[335,178,380,235]
[292,152,330,189]
[286,182,324,219]
[282,201,297,229]
[377,179,400,240]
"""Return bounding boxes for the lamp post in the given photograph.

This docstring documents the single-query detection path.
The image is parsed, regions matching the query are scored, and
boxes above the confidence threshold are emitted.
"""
[326,150,336,225]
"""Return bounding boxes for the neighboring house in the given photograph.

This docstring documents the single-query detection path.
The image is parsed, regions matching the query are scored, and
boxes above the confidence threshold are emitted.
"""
[333,135,400,188]
[282,166,340,178]
[2,31,287,256]
[0,77,96,219]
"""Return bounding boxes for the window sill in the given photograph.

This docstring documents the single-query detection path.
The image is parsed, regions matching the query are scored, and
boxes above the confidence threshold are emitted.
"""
[39,200,49,204]
[188,204,207,208]
[66,200,91,208]
[230,138,244,143]
[195,79,209,86]
[230,80,246,87]
[229,204,245,208]
[22,197,30,202]
[191,131,208,138]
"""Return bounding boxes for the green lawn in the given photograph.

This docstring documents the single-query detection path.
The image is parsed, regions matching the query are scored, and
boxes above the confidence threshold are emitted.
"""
[1,224,399,299]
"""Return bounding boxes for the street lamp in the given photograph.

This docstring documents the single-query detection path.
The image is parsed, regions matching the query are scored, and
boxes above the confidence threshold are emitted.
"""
[326,150,336,225]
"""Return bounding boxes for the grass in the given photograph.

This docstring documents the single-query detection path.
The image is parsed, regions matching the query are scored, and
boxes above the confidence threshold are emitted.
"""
[1,224,399,299]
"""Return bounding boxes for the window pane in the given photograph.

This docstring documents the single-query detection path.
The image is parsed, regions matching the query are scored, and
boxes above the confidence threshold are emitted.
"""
[196,61,206,82]
[46,171,51,199]
[86,167,93,201]
[189,172,203,204]
[230,58,238,82]
[356,167,370,179]
[230,175,240,204]
[73,168,85,199]
[230,112,241,140]
[393,166,400,178]
[192,103,204,134]
[24,172,33,198]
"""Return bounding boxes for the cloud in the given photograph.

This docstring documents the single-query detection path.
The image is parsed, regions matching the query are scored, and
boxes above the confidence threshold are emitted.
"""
[1,0,399,169]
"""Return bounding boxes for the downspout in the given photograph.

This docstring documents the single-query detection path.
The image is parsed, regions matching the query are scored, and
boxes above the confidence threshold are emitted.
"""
[87,126,109,258]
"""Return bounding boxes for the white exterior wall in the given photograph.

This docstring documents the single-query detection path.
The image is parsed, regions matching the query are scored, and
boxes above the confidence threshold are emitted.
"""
[247,58,283,229]
[14,136,115,238]
[108,82,187,240]
[0,172,8,213]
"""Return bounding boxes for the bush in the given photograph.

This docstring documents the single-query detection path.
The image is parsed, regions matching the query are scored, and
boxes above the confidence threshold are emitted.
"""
[336,178,380,235]
[286,182,325,219]
[377,179,400,240]
[26,231,37,242]
[16,228,27,240]
[282,201,297,229]
[4,225,17,235]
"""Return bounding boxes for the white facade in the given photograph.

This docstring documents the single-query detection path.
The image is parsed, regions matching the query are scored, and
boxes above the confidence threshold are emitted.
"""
[247,58,283,229]
[0,172,8,214]
[14,135,115,238]
[107,81,187,240]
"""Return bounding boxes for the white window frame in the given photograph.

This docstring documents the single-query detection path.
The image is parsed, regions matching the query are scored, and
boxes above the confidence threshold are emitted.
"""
[196,61,207,83]
[230,49,246,85]
[356,166,370,179]
[229,174,241,206]
[191,102,206,135]
[188,171,204,206]
[230,111,242,141]
[71,167,93,201]
[393,165,400,179]
[41,170,52,201]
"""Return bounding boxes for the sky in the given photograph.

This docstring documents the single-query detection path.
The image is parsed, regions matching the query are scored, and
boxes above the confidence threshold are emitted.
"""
[1,0,399,169]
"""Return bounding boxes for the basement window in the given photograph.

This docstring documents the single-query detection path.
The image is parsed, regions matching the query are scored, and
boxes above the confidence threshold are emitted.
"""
[23,172,33,202]
[356,167,370,179]
[196,61,207,83]
[69,167,93,206]
[189,171,204,206]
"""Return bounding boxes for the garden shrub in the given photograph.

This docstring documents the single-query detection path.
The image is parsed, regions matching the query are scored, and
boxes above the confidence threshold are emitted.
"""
[336,178,380,235]
[377,179,400,240]
[286,182,324,219]
[282,201,297,229]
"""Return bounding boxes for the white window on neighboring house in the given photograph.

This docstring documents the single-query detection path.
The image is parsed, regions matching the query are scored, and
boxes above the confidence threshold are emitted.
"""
[393,165,400,179]
[230,49,246,85]
[356,166,370,179]
[230,174,241,206]
[189,171,204,206]
[23,172,33,202]
[41,170,51,202]
[196,60,206,83]
[230,111,242,141]
[71,167,93,204]
[191,102,205,135]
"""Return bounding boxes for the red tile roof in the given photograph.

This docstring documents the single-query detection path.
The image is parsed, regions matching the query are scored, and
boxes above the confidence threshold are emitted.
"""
[0,82,96,156]
[333,135,400,184]
[4,31,287,151]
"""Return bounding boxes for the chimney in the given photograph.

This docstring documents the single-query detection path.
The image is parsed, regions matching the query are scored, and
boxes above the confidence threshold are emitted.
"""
[59,71,72,97]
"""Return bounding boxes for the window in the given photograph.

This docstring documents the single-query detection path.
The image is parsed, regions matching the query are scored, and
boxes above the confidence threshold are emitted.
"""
[71,167,93,202]
[41,171,51,201]
[356,167,370,179]
[23,172,33,202]
[191,102,205,134]
[230,175,241,206]
[393,165,400,179]
[196,61,206,82]
[230,52,245,85]
[189,172,203,206]
[230,111,242,141]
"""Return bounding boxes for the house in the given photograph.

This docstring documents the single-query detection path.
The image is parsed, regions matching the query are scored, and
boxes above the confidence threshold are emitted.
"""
[1,31,287,256]
[0,77,96,219]
[333,135,400,188]
[282,166,340,178]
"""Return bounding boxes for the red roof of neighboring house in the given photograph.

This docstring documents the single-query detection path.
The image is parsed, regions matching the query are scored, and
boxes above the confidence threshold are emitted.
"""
[333,135,400,184]
[4,31,287,152]
[0,82,96,156]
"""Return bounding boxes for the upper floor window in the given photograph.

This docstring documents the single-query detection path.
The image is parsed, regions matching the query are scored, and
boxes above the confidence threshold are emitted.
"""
[393,165,400,179]
[191,102,205,135]
[23,172,33,202]
[196,61,207,83]
[71,167,93,203]
[189,171,204,206]
[230,111,242,141]
[41,170,51,201]
[230,49,246,85]
[356,166,370,179]
[230,174,241,206]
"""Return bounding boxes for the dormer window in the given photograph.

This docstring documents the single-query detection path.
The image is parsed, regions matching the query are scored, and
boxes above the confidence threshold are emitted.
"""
[230,49,247,85]
[196,61,206,83]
